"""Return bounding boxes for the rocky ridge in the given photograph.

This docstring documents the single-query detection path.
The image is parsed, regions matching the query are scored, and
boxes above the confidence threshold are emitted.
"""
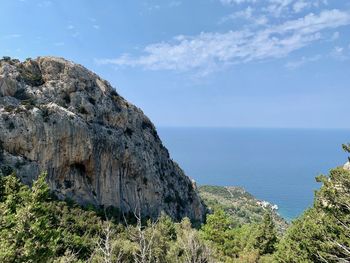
[0,56,205,222]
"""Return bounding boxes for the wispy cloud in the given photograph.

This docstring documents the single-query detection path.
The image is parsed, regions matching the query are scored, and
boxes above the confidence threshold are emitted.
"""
[330,31,340,41]
[330,46,349,60]
[37,0,52,8]
[220,0,329,18]
[3,34,22,39]
[97,9,350,74]
[220,6,268,25]
[169,1,181,7]
[293,0,310,13]
[220,0,257,5]
[285,54,322,69]
[66,25,80,37]
[144,3,161,12]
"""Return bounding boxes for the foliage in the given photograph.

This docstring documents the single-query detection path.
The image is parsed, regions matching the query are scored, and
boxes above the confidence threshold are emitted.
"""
[342,143,350,153]
[253,212,278,255]
[168,218,212,263]
[0,173,213,262]
[198,185,288,232]
[200,209,278,262]
[275,167,350,262]
[0,173,113,262]
[0,173,60,262]
[315,167,350,261]
[1,149,349,263]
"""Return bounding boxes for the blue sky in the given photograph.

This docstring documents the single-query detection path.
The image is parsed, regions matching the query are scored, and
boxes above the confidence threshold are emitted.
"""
[1,0,350,128]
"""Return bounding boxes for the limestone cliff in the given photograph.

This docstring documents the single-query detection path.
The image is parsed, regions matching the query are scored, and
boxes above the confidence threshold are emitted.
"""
[0,56,205,222]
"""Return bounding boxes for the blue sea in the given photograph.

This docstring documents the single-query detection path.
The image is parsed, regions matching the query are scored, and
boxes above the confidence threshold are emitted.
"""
[157,128,350,221]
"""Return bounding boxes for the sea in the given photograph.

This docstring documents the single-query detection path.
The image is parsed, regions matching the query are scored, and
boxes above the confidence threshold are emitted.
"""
[157,127,350,221]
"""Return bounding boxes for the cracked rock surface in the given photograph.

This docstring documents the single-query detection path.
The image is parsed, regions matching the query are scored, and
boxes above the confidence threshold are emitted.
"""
[0,56,205,222]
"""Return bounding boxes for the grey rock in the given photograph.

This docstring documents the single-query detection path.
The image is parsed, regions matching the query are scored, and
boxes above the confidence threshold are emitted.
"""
[0,56,205,222]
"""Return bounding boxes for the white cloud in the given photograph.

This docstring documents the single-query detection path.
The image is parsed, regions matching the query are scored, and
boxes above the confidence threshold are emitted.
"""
[220,6,268,25]
[333,46,343,53]
[265,0,294,17]
[293,0,309,13]
[93,25,100,30]
[330,46,349,60]
[146,4,161,11]
[98,9,350,73]
[220,0,257,5]
[285,54,321,69]
[273,10,350,34]
[66,25,80,37]
[220,0,329,18]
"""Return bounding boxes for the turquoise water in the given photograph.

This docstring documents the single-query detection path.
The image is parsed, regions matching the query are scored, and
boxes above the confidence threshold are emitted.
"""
[157,128,350,221]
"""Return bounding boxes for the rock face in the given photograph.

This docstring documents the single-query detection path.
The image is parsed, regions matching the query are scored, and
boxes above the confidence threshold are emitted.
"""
[0,56,205,222]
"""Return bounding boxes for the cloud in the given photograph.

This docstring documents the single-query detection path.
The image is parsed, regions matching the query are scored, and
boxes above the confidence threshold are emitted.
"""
[220,0,329,18]
[169,1,181,7]
[265,0,295,17]
[144,3,161,12]
[285,54,322,69]
[220,6,268,25]
[3,34,22,39]
[330,46,349,60]
[293,0,310,13]
[37,0,52,7]
[330,31,339,41]
[66,25,80,37]
[98,9,350,73]
[220,0,257,5]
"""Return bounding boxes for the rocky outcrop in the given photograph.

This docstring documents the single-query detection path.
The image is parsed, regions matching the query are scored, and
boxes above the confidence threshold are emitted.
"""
[0,56,205,222]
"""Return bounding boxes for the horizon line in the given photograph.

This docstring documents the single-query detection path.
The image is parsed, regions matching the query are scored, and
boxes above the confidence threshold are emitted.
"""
[156,126,350,130]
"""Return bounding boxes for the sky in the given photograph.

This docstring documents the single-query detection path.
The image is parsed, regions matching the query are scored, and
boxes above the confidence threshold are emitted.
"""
[1,0,350,128]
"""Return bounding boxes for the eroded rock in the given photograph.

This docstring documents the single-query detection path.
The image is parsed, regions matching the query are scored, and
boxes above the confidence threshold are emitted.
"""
[0,56,205,222]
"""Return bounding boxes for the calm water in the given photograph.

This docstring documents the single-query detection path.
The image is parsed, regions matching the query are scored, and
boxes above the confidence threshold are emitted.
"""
[157,128,350,221]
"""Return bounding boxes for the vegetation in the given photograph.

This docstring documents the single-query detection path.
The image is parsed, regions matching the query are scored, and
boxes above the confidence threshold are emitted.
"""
[0,173,279,262]
[275,166,350,262]
[0,173,212,262]
[198,185,288,232]
[0,144,349,262]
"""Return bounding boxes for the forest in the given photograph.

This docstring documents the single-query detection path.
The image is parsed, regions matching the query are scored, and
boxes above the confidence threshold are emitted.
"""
[0,144,349,262]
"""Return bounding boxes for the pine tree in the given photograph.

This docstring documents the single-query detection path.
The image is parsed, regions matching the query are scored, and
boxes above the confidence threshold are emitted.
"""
[253,211,278,255]
[275,165,350,262]
[0,173,60,262]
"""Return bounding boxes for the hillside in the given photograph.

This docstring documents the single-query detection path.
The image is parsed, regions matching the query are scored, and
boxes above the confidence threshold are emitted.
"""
[199,185,288,232]
[0,56,205,221]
